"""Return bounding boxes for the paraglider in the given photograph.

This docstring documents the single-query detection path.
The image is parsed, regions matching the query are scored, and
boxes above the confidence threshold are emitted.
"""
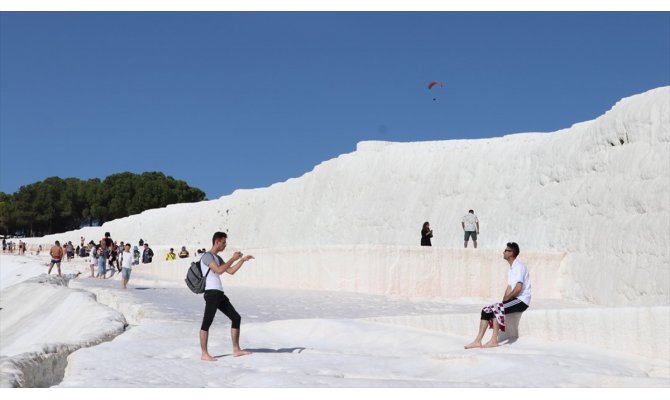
[428,80,445,101]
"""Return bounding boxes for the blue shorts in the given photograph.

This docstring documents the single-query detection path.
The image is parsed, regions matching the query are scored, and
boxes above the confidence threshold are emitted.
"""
[98,261,106,274]
[121,268,131,280]
[51,258,62,264]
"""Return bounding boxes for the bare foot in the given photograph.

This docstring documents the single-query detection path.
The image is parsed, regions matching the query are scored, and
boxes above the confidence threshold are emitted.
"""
[464,341,482,349]
[233,349,252,357]
[483,340,498,348]
[201,354,217,362]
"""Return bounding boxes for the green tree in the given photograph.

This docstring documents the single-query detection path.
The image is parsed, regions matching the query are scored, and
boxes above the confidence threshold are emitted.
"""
[3,172,206,236]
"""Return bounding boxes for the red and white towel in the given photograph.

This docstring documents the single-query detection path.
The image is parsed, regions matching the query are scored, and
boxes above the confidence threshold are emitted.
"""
[482,302,506,332]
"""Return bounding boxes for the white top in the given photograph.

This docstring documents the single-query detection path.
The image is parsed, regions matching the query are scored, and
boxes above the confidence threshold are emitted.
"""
[200,252,224,292]
[462,213,479,231]
[508,258,532,306]
[122,251,133,269]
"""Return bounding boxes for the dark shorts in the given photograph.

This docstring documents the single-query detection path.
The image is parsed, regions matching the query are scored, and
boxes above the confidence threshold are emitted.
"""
[51,258,62,264]
[481,298,528,320]
[464,231,477,241]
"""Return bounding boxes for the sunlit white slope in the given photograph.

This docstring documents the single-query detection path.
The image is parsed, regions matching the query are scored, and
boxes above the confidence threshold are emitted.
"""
[29,87,670,306]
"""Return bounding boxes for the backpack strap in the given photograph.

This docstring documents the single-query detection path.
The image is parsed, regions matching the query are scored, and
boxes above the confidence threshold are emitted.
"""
[201,252,213,278]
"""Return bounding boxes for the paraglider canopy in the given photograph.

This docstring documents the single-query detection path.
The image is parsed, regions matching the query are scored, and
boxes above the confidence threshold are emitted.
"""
[427,80,445,101]
[427,81,444,90]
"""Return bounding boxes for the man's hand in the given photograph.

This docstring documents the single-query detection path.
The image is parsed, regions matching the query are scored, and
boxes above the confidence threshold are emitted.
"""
[242,255,255,262]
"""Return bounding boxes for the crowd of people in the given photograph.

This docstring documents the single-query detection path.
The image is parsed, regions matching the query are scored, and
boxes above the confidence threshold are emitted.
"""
[2,238,28,255]
[35,233,214,287]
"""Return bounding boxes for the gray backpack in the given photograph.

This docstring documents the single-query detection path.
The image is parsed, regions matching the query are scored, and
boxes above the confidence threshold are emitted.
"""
[185,256,210,294]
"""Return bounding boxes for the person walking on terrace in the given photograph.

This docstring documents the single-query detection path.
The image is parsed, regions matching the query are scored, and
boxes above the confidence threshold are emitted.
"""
[465,242,532,349]
[199,231,255,361]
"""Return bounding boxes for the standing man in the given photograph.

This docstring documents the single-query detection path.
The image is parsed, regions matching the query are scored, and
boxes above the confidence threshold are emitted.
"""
[464,242,532,349]
[48,240,64,276]
[142,243,154,264]
[461,209,480,248]
[120,243,133,289]
[199,231,254,361]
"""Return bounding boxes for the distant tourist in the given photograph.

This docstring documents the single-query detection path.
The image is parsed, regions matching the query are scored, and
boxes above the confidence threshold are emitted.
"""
[166,248,176,261]
[97,245,106,279]
[142,243,154,264]
[79,243,87,257]
[199,231,254,361]
[178,246,190,259]
[121,244,133,289]
[88,241,97,277]
[37,244,42,255]
[421,221,433,246]
[66,241,75,261]
[2,237,6,252]
[139,238,144,247]
[48,240,64,276]
[132,246,140,265]
[462,209,480,248]
[464,242,532,349]
[103,232,113,249]
[109,243,121,272]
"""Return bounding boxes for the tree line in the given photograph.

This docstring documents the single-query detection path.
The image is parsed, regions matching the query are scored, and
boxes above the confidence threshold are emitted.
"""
[0,172,206,237]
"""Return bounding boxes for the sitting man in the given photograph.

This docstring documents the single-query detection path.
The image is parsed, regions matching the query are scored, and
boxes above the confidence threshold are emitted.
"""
[465,242,532,349]
[178,246,190,259]
[166,248,177,261]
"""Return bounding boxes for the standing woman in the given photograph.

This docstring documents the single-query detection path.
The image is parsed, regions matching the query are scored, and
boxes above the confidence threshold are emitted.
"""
[421,222,433,246]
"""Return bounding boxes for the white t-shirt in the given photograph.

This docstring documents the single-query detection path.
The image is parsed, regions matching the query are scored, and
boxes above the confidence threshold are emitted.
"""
[122,251,134,269]
[200,252,225,292]
[508,258,532,305]
[462,213,479,231]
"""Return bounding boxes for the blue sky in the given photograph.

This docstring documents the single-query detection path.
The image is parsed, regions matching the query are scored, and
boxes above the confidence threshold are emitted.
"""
[1,11,669,200]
